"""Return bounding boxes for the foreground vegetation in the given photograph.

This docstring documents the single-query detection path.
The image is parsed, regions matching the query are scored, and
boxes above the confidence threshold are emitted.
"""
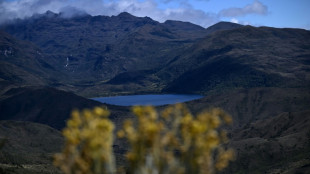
[54,104,234,174]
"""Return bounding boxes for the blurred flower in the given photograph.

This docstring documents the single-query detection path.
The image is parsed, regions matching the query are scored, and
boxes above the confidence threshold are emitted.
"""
[55,104,234,174]
[118,104,234,174]
[54,106,116,174]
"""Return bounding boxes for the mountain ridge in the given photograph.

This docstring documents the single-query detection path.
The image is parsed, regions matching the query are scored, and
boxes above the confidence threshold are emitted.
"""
[0,11,210,83]
[1,12,309,97]
[160,25,310,93]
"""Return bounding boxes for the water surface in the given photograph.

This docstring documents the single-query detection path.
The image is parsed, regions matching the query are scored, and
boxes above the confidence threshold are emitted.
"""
[92,94,203,106]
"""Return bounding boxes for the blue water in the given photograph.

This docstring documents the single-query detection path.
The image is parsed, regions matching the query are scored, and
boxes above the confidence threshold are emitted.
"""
[91,94,203,106]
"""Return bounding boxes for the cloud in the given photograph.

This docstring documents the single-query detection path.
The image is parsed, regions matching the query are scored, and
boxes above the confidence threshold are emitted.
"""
[229,18,251,26]
[0,0,267,28]
[0,0,69,23]
[219,0,267,17]
[0,0,219,27]
[59,6,88,18]
[161,0,210,3]
[230,18,239,24]
[162,8,218,27]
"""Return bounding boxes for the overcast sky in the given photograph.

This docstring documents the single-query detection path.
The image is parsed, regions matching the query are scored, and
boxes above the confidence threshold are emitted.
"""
[0,0,309,29]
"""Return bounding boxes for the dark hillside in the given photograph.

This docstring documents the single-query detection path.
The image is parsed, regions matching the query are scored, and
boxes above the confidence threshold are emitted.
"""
[0,120,63,174]
[187,87,310,128]
[160,26,310,93]
[0,31,64,87]
[163,20,208,39]
[185,87,310,173]
[226,110,310,174]
[0,87,102,129]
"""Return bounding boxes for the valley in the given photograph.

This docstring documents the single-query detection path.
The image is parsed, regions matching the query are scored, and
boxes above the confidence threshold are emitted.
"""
[0,11,309,174]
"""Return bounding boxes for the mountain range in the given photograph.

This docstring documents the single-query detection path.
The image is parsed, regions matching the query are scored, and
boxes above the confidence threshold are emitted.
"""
[1,11,309,96]
[1,11,209,83]
[0,11,310,173]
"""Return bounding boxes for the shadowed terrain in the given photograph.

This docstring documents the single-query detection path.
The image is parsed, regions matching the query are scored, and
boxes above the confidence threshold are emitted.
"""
[0,120,63,174]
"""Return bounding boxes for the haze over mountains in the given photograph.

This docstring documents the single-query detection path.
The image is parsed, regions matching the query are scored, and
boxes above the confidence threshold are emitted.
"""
[0,11,310,173]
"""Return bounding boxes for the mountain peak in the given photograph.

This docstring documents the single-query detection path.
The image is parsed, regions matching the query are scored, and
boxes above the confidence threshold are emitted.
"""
[163,20,205,31]
[205,21,243,35]
[117,12,135,19]
[209,21,243,28]
[44,10,58,18]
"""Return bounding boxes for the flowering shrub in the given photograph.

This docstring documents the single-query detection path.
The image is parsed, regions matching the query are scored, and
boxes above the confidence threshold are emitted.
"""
[54,104,234,174]
[54,107,116,174]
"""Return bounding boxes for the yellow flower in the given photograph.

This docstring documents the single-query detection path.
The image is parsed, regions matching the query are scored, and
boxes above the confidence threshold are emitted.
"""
[132,106,143,117]
[93,106,109,117]
[161,107,173,120]
[126,152,137,161]
[83,109,93,121]
[215,149,235,171]
[190,120,205,135]
[117,130,125,138]
[206,130,220,149]
[181,114,193,124]
[54,106,116,174]
[55,104,234,174]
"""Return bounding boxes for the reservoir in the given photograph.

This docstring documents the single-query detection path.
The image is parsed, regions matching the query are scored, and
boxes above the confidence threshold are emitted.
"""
[91,94,203,106]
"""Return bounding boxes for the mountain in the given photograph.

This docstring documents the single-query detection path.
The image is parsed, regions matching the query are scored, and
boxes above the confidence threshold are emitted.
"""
[186,87,310,128]
[0,120,63,174]
[205,21,243,35]
[0,12,310,173]
[1,12,209,84]
[0,30,65,88]
[160,26,310,93]
[0,87,103,129]
[185,88,310,173]
[225,110,310,174]
[163,20,209,39]
[0,86,133,130]
[2,12,309,96]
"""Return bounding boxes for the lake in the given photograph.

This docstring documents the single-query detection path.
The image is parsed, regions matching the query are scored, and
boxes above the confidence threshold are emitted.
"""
[91,94,203,106]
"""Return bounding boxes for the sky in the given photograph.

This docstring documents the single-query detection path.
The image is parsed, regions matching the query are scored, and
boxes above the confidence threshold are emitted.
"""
[0,0,309,29]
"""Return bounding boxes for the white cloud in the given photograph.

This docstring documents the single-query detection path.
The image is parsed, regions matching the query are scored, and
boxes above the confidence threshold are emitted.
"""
[0,0,267,28]
[161,0,210,3]
[230,18,252,26]
[219,0,268,17]
[230,18,239,24]
[0,0,219,27]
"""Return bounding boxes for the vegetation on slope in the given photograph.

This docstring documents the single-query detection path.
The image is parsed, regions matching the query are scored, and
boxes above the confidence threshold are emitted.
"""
[0,120,63,174]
